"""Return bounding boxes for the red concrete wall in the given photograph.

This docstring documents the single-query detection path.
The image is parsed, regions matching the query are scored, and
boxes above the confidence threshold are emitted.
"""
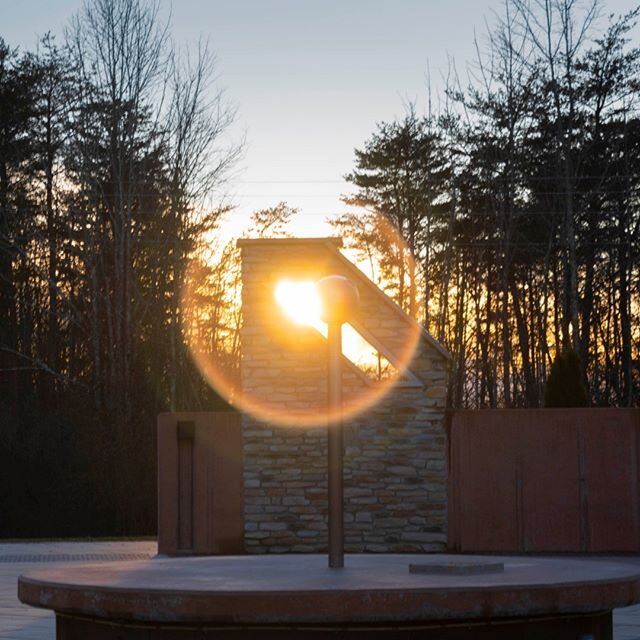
[449,409,640,553]
[157,412,244,555]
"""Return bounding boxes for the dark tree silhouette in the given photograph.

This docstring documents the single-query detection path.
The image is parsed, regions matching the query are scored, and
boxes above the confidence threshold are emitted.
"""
[544,348,589,407]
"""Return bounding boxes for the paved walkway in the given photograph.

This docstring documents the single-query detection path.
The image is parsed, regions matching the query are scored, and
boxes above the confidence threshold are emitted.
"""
[0,541,156,639]
[1,541,640,639]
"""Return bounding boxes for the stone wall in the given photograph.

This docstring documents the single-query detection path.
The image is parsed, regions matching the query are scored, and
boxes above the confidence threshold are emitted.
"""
[239,237,449,553]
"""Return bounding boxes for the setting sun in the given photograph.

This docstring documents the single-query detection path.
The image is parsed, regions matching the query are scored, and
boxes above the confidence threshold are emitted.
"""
[274,279,410,384]
[274,280,326,332]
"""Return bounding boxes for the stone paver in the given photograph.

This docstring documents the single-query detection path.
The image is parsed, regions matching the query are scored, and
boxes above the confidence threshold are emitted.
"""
[1,542,640,639]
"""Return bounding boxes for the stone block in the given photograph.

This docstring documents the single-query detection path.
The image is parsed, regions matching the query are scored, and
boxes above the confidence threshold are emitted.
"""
[259,522,288,531]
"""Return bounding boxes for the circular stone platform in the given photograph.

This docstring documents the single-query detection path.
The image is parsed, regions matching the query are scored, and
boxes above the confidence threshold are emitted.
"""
[18,554,640,639]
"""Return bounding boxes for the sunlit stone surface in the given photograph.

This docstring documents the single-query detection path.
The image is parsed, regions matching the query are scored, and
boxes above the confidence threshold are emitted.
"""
[238,237,450,553]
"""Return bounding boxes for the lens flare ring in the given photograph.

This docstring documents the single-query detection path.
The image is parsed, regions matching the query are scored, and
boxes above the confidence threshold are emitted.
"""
[182,219,421,427]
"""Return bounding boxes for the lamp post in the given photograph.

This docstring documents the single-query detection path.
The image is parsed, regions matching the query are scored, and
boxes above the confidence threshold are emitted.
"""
[316,275,360,569]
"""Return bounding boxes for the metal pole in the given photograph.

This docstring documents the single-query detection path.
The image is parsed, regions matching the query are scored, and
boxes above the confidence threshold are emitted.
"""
[327,321,344,568]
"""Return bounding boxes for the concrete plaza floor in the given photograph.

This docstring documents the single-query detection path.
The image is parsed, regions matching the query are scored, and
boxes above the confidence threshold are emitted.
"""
[1,541,640,639]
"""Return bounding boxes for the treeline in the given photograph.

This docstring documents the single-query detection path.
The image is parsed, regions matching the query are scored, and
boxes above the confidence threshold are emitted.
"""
[335,0,640,409]
[2,0,638,538]
[0,0,239,536]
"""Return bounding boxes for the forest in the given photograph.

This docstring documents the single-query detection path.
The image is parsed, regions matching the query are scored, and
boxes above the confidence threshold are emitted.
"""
[0,0,638,536]
[335,0,640,411]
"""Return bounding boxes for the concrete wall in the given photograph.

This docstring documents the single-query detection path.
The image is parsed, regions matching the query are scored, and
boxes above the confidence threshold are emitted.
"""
[449,408,640,553]
[239,238,450,553]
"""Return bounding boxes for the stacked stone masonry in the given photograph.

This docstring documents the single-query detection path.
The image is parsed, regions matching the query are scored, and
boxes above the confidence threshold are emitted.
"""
[239,238,450,553]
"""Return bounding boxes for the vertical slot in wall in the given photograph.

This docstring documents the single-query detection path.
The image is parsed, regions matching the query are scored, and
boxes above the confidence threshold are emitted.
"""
[177,421,195,551]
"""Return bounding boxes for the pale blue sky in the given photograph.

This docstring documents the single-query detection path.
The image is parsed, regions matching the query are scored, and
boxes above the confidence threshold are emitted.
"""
[3,0,638,238]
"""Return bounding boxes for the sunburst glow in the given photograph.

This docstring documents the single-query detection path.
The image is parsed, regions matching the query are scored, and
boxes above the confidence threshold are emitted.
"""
[274,280,400,381]
[275,280,326,333]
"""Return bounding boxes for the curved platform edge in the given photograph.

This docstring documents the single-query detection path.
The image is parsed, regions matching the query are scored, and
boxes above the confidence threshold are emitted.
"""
[18,572,640,625]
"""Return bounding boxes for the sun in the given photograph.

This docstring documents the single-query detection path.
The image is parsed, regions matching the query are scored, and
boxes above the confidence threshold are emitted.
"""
[274,280,325,333]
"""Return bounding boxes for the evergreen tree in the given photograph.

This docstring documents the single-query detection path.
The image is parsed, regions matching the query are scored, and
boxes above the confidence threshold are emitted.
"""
[544,348,589,408]
[341,109,450,319]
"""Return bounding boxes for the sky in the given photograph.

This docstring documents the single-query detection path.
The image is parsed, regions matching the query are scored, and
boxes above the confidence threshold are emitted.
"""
[3,0,639,239]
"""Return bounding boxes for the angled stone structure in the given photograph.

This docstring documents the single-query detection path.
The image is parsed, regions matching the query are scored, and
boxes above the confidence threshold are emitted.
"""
[238,237,450,553]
